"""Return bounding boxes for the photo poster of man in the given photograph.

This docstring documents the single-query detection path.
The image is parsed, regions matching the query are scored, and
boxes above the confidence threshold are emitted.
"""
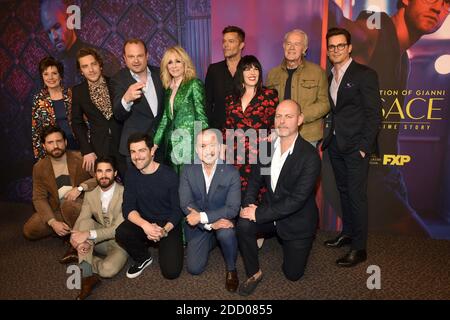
[325,0,450,239]
[212,0,450,239]
[0,0,184,201]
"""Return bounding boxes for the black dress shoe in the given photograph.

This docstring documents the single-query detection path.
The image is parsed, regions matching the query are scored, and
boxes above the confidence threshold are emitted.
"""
[76,274,101,300]
[336,250,367,267]
[238,274,263,296]
[225,271,239,293]
[60,246,78,264]
[324,234,352,248]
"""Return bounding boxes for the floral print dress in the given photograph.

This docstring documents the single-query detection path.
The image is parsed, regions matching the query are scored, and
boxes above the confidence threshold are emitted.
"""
[223,87,278,199]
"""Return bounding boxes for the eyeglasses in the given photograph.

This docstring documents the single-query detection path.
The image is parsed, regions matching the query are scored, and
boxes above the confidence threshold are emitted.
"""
[423,0,450,13]
[327,43,348,52]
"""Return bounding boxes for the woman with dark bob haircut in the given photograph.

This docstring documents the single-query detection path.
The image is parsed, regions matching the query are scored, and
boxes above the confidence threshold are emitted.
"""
[32,56,78,159]
[223,55,279,198]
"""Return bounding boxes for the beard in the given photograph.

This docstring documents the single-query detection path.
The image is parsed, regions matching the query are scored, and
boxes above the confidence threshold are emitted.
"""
[97,177,114,189]
[48,148,65,159]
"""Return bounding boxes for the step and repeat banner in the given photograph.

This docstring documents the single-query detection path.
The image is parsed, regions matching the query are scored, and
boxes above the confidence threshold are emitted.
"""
[0,0,448,239]
[212,0,450,239]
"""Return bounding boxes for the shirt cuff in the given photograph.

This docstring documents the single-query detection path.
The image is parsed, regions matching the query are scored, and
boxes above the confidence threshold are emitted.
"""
[200,212,209,224]
[47,218,56,227]
[121,97,133,112]
[89,230,97,240]
[204,223,213,231]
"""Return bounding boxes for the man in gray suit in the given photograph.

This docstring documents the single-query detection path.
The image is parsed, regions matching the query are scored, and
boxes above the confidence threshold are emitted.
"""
[179,129,241,292]
[70,157,128,300]
[111,39,164,167]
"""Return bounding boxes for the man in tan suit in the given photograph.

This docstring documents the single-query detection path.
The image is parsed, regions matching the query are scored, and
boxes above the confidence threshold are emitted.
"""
[70,157,128,300]
[23,126,96,263]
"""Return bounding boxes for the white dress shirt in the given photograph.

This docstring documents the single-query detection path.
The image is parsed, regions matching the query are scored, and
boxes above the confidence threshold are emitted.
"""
[121,67,158,117]
[89,182,116,240]
[100,182,116,214]
[199,160,218,231]
[329,57,353,107]
[270,135,298,192]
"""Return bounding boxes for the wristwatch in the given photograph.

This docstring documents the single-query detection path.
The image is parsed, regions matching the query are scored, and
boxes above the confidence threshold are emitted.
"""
[162,227,169,238]
[77,185,84,192]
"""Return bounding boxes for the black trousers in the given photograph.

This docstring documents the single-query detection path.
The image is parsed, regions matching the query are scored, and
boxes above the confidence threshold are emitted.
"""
[116,219,184,280]
[237,218,314,281]
[328,136,370,250]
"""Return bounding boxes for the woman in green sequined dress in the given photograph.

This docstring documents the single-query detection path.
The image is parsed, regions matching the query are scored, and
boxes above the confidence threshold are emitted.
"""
[154,46,209,174]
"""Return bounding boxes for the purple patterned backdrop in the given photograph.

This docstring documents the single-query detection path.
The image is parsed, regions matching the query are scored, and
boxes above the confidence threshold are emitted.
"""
[0,0,211,201]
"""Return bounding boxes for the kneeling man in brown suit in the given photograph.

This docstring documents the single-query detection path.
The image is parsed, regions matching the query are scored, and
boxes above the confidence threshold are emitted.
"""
[23,126,96,263]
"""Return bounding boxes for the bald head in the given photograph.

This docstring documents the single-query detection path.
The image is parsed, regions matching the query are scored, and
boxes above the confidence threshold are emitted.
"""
[275,100,304,138]
[196,129,222,165]
[279,99,302,114]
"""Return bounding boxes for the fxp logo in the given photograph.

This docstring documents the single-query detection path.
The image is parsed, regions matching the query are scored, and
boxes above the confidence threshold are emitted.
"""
[383,154,411,166]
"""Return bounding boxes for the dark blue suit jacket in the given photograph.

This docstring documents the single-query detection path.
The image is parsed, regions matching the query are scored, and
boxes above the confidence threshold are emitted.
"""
[111,65,164,156]
[179,162,241,240]
[322,60,382,154]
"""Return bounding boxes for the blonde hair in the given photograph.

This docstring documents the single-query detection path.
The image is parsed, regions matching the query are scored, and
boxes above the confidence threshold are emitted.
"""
[160,46,197,89]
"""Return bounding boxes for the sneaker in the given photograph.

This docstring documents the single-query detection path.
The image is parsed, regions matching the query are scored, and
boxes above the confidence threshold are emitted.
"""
[126,257,153,279]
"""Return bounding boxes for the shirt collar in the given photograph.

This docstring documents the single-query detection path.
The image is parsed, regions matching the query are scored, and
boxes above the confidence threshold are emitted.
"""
[281,58,305,72]
[201,159,218,174]
[274,133,298,156]
[130,67,150,82]
[331,57,352,78]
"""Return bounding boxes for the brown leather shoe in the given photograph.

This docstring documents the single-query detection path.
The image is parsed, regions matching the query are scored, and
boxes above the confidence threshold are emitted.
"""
[76,274,101,300]
[225,270,239,292]
[60,246,78,264]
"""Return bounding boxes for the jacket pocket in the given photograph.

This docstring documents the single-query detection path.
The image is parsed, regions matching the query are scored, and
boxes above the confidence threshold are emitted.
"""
[300,79,318,89]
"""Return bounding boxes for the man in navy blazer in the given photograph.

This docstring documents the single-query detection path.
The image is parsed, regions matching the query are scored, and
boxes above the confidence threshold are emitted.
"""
[237,100,321,296]
[322,28,382,267]
[111,39,164,164]
[179,129,241,292]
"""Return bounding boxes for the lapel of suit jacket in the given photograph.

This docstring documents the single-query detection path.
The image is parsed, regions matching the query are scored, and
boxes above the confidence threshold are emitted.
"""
[104,183,122,225]
[44,157,60,203]
[149,66,163,117]
[195,164,207,201]
[80,81,97,116]
[336,60,356,109]
[92,186,104,225]
[328,73,336,109]
[207,163,223,200]
[67,151,77,187]
[171,80,188,119]
[126,68,153,117]
[261,142,274,194]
